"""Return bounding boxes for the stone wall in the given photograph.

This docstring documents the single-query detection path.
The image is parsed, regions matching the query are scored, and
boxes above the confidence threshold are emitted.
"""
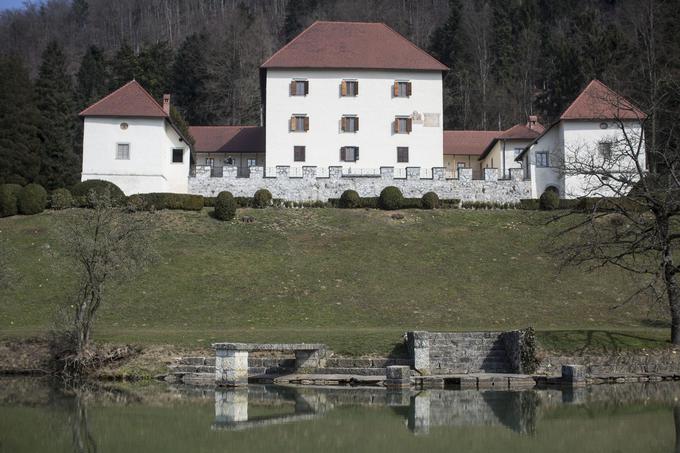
[188,165,531,203]
[537,350,680,377]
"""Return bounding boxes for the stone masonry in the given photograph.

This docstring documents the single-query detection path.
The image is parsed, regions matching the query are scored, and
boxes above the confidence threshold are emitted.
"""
[189,166,530,203]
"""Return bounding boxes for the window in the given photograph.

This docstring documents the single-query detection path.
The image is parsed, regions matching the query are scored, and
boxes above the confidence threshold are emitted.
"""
[340,146,359,162]
[290,115,309,132]
[206,157,214,167]
[172,148,183,163]
[393,81,412,97]
[394,117,412,134]
[294,146,306,162]
[341,80,358,97]
[341,115,359,133]
[247,158,257,167]
[289,80,309,96]
[397,146,409,163]
[598,141,613,161]
[535,151,549,167]
[116,143,130,160]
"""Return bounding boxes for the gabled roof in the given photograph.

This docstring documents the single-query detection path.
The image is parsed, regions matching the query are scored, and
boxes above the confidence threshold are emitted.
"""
[261,21,448,71]
[478,122,544,160]
[79,80,168,118]
[444,131,498,156]
[189,126,265,153]
[560,79,646,121]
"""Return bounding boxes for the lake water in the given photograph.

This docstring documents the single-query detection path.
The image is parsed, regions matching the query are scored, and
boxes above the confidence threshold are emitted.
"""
[1,377,679,452]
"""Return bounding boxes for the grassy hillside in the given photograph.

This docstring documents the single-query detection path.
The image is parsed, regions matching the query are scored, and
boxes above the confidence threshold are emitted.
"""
[0,207,669,355]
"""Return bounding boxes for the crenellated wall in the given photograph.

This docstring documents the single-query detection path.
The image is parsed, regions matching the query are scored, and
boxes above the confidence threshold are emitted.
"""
[188,166,531,202]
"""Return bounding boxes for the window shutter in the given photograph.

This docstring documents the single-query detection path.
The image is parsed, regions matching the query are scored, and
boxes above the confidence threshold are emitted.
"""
[290,116,296,131]
[304,81,309,95]
[355,147,359,160]
[406,82,412,96]
[393,119,398,133]
[393,81,399,97]
[289,81,296,96]
[341,117,346,132]
[406,118,412,133]
[341,81,347,96]
[340,147,346,161]
[303,116,309,131]
[355,81,359,96]
[355,117,359,131]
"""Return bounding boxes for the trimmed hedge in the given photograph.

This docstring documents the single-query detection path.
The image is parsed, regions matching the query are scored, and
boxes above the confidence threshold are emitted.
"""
[253,189,272,208]
[421,192,439,209]
[539,189,560,210]
[50,188,74,210]
[339,190,361,208]
[18,183,47,215]
[461,201,518,209]
[131,193,204,211]
[379,186,403,210]
[0,184,22,217]
[214,191,237,221]
[72,179,126,206]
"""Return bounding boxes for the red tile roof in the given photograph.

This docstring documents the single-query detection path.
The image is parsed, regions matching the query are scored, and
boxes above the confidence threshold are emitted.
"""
[560,79,646,120]
[189,126,265,153]
[497,123,543,140]
[443,131,498,156]
[261,21,448,71]
[79,80,168,118]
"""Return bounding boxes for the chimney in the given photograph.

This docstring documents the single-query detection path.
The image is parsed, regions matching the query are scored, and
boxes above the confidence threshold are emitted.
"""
[162,94,171,114]
[527,115,538,130]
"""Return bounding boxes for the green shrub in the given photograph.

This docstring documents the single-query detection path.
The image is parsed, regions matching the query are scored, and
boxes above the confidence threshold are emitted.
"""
[4,174,28,186]
[49,188,73,210]
[214,191,237,221]
[253,189,272,208]
[0,184,22,217]
[440,199,460,209]
[135,193,204,211]
[539,189,560,210]
[519,199,540,210]
[421,192,439,209]
[72,180,126,206]
[339,190,361,208]
[126,194,147,211]
[401,198,422,209]
[18,183,47,215]
[379,186,403,210]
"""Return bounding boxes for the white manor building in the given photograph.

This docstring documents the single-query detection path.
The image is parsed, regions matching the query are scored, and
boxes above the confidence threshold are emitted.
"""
[80,21,646,199]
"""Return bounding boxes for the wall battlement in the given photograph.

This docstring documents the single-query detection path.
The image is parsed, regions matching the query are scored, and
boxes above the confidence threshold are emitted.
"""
[189,165,530,202]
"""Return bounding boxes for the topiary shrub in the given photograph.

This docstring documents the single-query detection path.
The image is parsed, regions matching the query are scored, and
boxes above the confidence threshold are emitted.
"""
[50,188,73,210]
[72,179,126,207]
[133,193,203,211]
[0,184,22,217]
[18,183,47,215]
[253,189,272,208]
[539,189,560,211]
[421,192,439,209]
[214,191,237,221]
[379,186,403,210]
[126,194,147,212]
[339,190,361,208]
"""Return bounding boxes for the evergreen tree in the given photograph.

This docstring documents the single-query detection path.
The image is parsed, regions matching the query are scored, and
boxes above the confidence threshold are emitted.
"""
[0,54,41,185]
[281,0,317,43]
[110,43,139,89]
[71,0,89,29]
[76,45,109,108]
[137,41,173,99]
[490,0,514,83]
[34,41,80,189]
[171,33,213,125]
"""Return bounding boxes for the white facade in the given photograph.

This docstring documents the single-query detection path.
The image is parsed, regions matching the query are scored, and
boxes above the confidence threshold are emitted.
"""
[81,117,190,195]
[522,120,645,198]
[264,69,444,171]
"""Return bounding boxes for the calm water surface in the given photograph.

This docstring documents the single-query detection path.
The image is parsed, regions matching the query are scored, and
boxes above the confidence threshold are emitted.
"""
[1,377,679,452]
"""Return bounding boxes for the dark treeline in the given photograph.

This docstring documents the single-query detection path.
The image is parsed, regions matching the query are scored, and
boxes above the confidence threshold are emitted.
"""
[0,0,678,187]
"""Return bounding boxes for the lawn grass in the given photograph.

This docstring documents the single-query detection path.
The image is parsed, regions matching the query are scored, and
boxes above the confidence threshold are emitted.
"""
[0,207,671,356]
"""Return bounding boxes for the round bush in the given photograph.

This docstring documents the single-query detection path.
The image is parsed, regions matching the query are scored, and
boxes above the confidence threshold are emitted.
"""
[50,188,73,210]
[72,179,125,206]
[539,188,560,211]
[126,194,147,211]
[253,189,272,208]
[339,190,361,208]
[18,183,47,215]
[214,191,237,221]
[379,186,403,211]
[421,192,439,209]
[0,184,22,217]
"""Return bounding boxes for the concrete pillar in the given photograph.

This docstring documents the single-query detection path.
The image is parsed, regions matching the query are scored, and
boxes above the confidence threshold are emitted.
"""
[509,167,524,181]
[385,365,411,389]
[215,389,248,424]
[484,167,499,181]
[458,167,472,181]
[561,364,586,387]
[216,348,249,386]
[411,331,430,375]
[249,166,264,179]
[432,167,446,180]
[406,167,420,180]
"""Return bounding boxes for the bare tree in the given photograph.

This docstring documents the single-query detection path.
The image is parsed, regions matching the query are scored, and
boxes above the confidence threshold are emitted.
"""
[53,191,155,374]
[552,82,680,343]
